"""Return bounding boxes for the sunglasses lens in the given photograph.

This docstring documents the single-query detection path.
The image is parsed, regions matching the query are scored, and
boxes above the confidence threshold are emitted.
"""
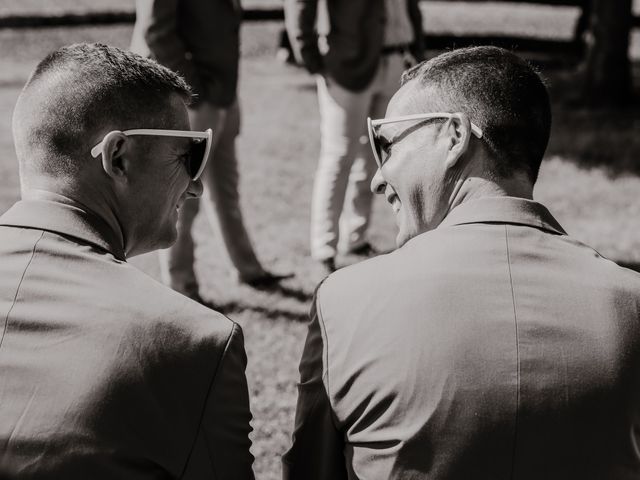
[374,135,384,167]
[368,121,382,168]
[188,138,207,179]
[371,129,387,168]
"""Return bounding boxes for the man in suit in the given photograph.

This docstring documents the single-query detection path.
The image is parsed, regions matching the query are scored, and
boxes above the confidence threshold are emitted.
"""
[131,0,288,303]
[0,43,254,479]
[283,46,640,479]
[285,0,424,272]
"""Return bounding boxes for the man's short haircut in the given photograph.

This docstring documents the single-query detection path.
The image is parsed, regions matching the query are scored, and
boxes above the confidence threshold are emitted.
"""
[15,42,192,177]
[402,46,551,183]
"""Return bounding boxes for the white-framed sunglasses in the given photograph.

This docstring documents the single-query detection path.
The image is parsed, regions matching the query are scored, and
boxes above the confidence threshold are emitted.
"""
[90,128,213,181]
[367,113,484,168]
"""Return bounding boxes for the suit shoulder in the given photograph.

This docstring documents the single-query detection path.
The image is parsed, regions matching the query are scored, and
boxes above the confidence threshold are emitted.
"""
[319,230,450,299]
[103,268,243,389]
[554,233,640,288]
[98,261,239,346]
[596,254,640,293]
[319,252,392,300]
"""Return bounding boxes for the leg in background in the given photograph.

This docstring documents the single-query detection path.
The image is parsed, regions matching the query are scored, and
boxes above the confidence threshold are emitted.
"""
[311,74,374,262]
[339,58,401,254]
[200,100,267,281]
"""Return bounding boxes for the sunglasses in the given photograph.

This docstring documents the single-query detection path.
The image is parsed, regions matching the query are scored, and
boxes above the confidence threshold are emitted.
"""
[90,128,213,181]
[366,113,484,169]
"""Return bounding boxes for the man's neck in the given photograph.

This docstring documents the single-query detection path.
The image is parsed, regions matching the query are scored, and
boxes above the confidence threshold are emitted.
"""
[21,188,126,255]
[445,174,534,220]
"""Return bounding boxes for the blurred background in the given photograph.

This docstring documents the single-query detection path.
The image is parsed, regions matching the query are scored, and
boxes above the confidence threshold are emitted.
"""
[0,1,639,477]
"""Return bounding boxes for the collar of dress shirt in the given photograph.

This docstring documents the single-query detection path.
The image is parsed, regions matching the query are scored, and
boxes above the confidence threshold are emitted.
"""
[0,197,126,261]
[438,196,567,236]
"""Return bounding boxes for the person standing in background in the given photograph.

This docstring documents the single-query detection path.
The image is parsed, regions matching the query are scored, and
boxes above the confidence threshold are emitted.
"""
[285,0,424,272]
[131,0,289,303]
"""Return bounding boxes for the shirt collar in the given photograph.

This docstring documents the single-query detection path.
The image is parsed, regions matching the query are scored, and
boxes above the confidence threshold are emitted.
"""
[0,199,127,261]
[438,196,567,235]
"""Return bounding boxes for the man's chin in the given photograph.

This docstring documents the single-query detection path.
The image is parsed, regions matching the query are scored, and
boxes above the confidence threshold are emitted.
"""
[396,221,424,248]
[152,226,178,252]
[162,229,178,249]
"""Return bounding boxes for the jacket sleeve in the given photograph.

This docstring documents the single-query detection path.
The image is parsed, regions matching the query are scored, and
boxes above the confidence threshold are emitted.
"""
[282,289,347,480]
[408,0,425,62]
[284,0,324,74]
[182,323,255,479]
[142,0,206,100]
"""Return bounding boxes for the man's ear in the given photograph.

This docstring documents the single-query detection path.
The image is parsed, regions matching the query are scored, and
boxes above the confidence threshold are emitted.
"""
[99,131,130,182]
[443,113,472,170]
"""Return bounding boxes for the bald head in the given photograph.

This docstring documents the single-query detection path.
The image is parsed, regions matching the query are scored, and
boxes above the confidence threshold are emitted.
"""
[398,46,551,183]
[13,42,192,186]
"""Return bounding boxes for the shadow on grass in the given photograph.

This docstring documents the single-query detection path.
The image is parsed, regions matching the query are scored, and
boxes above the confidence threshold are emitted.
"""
[544,62,640,177]
[249,283,313,303]
[212,300,308,323]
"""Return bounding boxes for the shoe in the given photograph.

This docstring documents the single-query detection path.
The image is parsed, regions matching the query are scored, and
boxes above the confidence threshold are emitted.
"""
[348,242,378,257]
[240,271,293,290]
[275,29,296,65]
[276,47,294,64]
[320,257,336,274]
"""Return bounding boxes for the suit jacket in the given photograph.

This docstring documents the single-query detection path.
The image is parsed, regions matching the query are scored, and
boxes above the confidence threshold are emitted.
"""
[0,199,254,479]
[130,0,241,107]
[284,0,424,91]
[283,196,640,480]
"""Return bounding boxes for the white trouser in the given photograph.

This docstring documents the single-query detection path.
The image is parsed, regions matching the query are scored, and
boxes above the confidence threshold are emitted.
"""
[311,53,407,260]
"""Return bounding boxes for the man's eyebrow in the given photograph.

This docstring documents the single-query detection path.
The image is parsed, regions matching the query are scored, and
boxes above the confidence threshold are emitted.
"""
[172,137,192,153]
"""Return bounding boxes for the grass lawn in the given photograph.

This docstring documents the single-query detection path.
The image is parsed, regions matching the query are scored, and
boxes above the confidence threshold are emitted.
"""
[0,13,639,480]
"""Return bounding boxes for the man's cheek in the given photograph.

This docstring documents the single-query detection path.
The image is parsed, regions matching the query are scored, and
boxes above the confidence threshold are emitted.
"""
[408,185,425,226]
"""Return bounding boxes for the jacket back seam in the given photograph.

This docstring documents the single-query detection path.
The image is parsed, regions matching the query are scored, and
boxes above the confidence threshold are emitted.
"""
[505,224,521,479]
[0,230,45,352]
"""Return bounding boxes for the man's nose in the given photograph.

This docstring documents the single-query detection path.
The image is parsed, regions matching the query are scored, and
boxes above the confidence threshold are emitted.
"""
[187,177,204,199]
[370,168,386,195]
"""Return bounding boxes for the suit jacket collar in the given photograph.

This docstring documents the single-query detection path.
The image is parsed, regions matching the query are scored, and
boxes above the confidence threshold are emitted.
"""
[0,199,126,261]
[439,196,567,235]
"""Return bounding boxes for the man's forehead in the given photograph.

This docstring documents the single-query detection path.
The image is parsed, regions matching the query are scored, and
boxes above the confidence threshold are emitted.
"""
[384,87,411,118]
[385,80,438,119]
[375,82,429,138]
[167,94,191,129]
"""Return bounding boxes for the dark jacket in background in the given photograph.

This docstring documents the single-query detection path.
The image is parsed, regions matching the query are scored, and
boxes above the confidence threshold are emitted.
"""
[131,0,241,107]
[285,0,424,91]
